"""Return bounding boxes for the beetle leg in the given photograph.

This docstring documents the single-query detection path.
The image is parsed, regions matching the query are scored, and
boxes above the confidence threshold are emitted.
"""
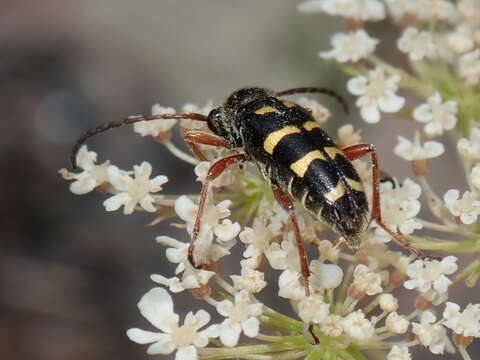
[342,144,436,261]
[183,130,231,161]
[271,185,311,296]
[188,154,246,268]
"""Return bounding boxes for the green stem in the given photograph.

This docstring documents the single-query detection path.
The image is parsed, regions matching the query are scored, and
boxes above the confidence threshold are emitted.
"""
[406,235,480,253]
[453,257,480,287]
[199,336,309,360]
[260,315,303,334]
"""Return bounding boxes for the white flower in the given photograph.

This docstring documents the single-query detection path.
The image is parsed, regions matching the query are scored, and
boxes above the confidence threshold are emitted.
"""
[394,132,444,161]
[320,30,379,63]
[59,145,110,195]
[385,312,409,334]
[337,124,362,148]
[133,104,177,137]
[231,267,267,293]
[404,256,458,294]
[357,241,406,271]
[152,235,226,292]
[265,232,300,272]
[442,302,480,338]
[378,294,399,312]
[444,189,480,224]
[278,270,306,300]
[459,49,480,85]
[311,261,343,290]
[239,217,275,268]
[341,310,374,341]
[320,315,343,337]
[347,68,405,123]
[398,28,436,61]
[470,163,480,189]
[387,345,411,360]
[445,25,476,54]
[103,162,168,214]
[174,195,240,264]
[296,294,331,323]
[375,178,423,239]
[413,93,458,137]
[423,0,456,21]
[317,240,340,262]
[458,0,480,23]
[461,1,480,20]
[458,127,480,160]
[216,290,262,347]
[385,0,455,22]
[384,0,423,22]
[411,311,453,354]
[299,0,385,21]
[127,287,218,358]
[352,264,383,296]
[296,97,331,123]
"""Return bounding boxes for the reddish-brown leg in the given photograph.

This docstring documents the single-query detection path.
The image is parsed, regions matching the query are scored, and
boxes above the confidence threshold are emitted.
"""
[342,143,434,260]
[188,154,246,267]
[183,130,231,161]
[272,185,311,296]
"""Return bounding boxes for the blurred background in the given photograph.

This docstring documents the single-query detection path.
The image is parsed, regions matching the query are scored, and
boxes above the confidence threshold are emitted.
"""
[0,1,476,359]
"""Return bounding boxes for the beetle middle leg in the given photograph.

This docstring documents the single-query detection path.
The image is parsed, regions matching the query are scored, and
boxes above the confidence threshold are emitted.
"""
[271,185,311,296]
[188,154,246,268]
[342,143,435,260]
[183,130,231,161]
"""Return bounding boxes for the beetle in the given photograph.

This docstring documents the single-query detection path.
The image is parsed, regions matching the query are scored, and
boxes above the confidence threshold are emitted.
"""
[71,86,431,295]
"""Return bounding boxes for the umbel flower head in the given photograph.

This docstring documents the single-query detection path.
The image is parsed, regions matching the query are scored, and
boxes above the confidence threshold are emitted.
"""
[60,1,480,359]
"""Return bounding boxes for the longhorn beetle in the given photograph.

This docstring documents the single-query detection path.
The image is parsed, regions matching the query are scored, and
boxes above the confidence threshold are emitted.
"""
[71,86,433,295]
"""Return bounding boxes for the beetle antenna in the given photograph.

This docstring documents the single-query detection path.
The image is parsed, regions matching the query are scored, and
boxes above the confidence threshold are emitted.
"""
[276,87,349,115]
[70,113,207,170]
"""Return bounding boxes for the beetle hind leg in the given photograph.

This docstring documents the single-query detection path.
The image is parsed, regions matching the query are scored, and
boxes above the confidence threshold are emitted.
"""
[271,185,311,296]
[342,143,439,261]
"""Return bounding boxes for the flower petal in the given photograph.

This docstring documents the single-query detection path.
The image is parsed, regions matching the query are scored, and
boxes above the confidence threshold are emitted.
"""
[175,345,198,360]
[219,319,241,347]
[103,193,130,212]
[126,328,163,344]
[137,287,179,332]
[242,317,260,338]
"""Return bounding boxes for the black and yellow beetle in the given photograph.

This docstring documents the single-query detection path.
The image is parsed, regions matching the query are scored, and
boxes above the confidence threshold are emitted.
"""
[71,86,430,294]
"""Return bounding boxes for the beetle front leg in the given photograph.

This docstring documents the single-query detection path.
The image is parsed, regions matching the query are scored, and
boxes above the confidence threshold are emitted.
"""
[271,185,311,296]
[188,154,246,268]
[342,143,436,260]
[183,130,231,161]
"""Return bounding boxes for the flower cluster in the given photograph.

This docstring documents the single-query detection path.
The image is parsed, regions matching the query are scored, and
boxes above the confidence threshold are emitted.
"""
[60,1,480,359]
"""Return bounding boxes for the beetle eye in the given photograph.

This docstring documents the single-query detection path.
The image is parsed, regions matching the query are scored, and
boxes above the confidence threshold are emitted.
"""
[207,108,228,137]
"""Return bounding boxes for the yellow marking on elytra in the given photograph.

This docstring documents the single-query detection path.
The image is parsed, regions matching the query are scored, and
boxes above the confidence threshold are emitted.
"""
[345,177,365,192]
[303,121,320,131]
[324,146,344,159]
[282,100,296,108]
[289,150,326,178]
[324,182,346,203]
[263,126,301,155]
[255,106,277,115]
